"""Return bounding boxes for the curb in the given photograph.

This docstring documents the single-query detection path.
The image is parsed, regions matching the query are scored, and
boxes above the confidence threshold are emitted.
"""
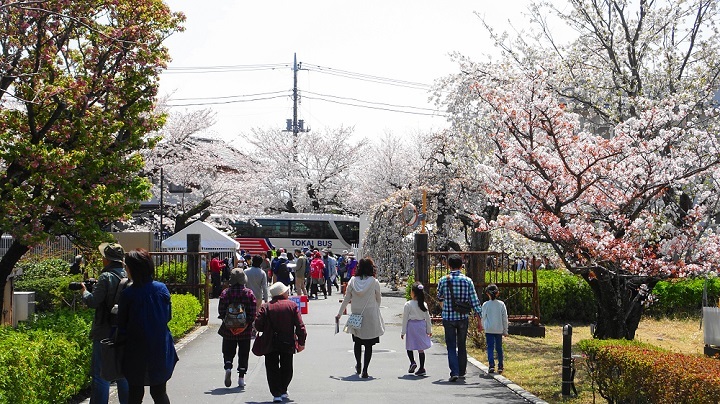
[466,355,549,404]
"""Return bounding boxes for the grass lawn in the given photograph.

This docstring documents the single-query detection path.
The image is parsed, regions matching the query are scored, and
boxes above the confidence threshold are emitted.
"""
[433,317,706,404]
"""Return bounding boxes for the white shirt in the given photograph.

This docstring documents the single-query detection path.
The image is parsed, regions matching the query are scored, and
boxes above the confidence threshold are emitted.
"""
[401,299,432,336]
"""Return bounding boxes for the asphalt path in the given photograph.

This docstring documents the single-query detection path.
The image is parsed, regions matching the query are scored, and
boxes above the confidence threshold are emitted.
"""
[102,284,543,404]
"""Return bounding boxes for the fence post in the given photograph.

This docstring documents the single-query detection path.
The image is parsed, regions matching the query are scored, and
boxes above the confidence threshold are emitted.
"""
[414,233,428,286]
[187,234,207,325]
[562,324,573,398]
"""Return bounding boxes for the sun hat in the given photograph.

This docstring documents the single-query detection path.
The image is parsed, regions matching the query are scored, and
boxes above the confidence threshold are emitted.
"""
[279,252,288,260]
[269,282,289,298]
[98,242,125,263]
[230,268,247,286]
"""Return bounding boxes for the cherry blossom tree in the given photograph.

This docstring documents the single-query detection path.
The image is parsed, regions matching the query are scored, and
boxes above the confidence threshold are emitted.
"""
[239,126,367,214]
[135,107,261,234]
[0,0,184,308]
[437,0,720,339]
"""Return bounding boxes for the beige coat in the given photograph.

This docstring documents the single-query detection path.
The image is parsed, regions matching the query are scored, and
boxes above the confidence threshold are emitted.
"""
[337,276,385,339]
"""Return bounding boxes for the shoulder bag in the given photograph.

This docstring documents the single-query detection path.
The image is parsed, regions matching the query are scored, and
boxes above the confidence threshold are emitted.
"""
[344,294,370,331]
[447,275,473,315]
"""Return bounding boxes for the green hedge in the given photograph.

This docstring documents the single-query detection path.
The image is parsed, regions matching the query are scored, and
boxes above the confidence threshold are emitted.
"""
[578,339,720,403]
[537,270,596,323]
[168,293,203,339]
[0,292,202,404]
[0,309,92,404]
[14,259,83,312]
[645,277,720,318]
[535,271,720,323]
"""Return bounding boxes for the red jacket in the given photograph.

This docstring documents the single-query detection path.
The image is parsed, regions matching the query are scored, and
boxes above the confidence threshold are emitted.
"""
[210,257,224,274]
[310,258,325,279]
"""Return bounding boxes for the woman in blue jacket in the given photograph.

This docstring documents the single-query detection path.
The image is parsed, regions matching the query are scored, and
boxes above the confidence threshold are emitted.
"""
[117,248,179,404]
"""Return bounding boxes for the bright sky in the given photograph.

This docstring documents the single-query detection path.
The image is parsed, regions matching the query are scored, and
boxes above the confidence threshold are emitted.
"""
[159,0,538,146]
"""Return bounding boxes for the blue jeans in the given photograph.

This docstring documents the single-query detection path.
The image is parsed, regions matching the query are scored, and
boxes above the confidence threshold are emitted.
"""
[442,319,469,377]
[90,339,129,404]
[486,333,504,369]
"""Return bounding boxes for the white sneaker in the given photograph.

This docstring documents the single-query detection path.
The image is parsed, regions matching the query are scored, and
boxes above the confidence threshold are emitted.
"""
[224,369,231,387]
[238,377,245,388]
[273,397,282,403]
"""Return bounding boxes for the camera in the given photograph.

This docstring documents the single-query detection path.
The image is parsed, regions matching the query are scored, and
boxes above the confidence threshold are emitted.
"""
[69,278,97,291]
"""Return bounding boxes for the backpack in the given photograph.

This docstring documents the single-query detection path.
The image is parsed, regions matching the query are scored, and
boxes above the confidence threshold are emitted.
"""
[275,262,290,279]
[108,271,131,328]
[223,301,248,335]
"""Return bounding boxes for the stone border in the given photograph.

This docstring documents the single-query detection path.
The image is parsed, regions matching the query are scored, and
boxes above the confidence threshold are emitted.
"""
[466,355,549,404]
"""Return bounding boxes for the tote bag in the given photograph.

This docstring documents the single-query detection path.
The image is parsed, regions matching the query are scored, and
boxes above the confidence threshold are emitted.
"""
[100,338,124,381]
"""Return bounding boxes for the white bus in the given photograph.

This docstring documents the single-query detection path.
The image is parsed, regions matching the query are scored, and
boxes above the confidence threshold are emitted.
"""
[230,213,366,256]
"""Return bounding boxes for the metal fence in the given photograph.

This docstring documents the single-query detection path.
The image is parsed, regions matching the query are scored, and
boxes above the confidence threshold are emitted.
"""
[423,251,541,325]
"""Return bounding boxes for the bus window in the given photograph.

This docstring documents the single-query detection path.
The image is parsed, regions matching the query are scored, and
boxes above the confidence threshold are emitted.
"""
[233,221,256,237]
[335,221,360,245]
[256,220,290,238]
[290,220,337,239]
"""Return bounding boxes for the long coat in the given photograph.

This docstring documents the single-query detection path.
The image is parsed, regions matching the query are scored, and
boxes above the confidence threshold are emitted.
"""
[117,281,178,386]
[337,276,385,340]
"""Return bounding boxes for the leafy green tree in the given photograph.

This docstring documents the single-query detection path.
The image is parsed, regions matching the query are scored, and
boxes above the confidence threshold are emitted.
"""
[0,1,184,309]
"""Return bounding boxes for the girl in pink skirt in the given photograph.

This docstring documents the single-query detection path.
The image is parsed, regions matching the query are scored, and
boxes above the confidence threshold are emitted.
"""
[401,282,432,376]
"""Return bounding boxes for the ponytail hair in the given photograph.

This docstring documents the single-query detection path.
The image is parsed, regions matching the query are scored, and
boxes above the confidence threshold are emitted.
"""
[412,282,428,312]
[486,284,499,300]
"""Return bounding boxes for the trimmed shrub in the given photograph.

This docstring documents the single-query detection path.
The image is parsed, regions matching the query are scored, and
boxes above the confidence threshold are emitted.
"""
[578,339,720,403]
[168,293,202,339]
[646,277,720,318]
[537,270,596,323]
[14,259,83,312]
[0,309,93,403]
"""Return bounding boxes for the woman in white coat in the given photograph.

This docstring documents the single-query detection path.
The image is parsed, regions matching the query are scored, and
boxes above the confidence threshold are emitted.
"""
[336,257,385,378]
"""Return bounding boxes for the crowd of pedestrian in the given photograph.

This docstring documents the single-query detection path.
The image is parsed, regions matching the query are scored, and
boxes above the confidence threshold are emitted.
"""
[77,242,507,403]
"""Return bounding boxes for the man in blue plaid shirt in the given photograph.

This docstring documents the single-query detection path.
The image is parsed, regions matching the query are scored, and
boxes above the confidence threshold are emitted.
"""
[436,254,482,382]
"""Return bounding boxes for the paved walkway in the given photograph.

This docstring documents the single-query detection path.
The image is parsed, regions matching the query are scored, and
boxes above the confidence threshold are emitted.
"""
[104,285,546,404]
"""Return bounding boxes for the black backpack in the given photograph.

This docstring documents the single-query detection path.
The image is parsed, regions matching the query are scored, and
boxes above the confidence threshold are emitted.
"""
[108,271,131,327]
[275,262,289,279]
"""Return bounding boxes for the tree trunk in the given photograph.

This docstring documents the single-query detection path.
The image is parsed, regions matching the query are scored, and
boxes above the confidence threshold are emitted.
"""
[0,240,31,312]
[578,266,657,340]
[174,199,212,233]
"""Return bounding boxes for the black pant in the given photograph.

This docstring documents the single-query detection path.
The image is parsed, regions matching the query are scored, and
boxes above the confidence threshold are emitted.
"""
[264,351,294,397]
[222,338,251,375]
[211,272,222,297]
[128,383,169,404]
[311,280,327,298]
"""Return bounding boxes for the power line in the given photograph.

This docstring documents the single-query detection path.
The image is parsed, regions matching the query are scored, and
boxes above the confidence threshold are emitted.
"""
[169,90,289,101]
[302,90,440,112]
[165,63,290,73]
[302,63,432,90]
[302,95,446,117]
[165,94,289,107]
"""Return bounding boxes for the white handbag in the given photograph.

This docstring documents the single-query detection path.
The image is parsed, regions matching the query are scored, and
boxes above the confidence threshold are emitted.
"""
[346,313,363,329]
[344,297,370,331]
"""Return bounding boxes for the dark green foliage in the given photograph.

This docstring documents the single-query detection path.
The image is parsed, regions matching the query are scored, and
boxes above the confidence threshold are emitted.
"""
[13,259,83,312]
[0,309,92,403]
[167,293,202,339]
[645,277,720,318]
[1,293,201,403]
[537,270,596,323]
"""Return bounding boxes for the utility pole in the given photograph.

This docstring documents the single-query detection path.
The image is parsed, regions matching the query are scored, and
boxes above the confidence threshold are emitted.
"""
[284,53,309,161]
